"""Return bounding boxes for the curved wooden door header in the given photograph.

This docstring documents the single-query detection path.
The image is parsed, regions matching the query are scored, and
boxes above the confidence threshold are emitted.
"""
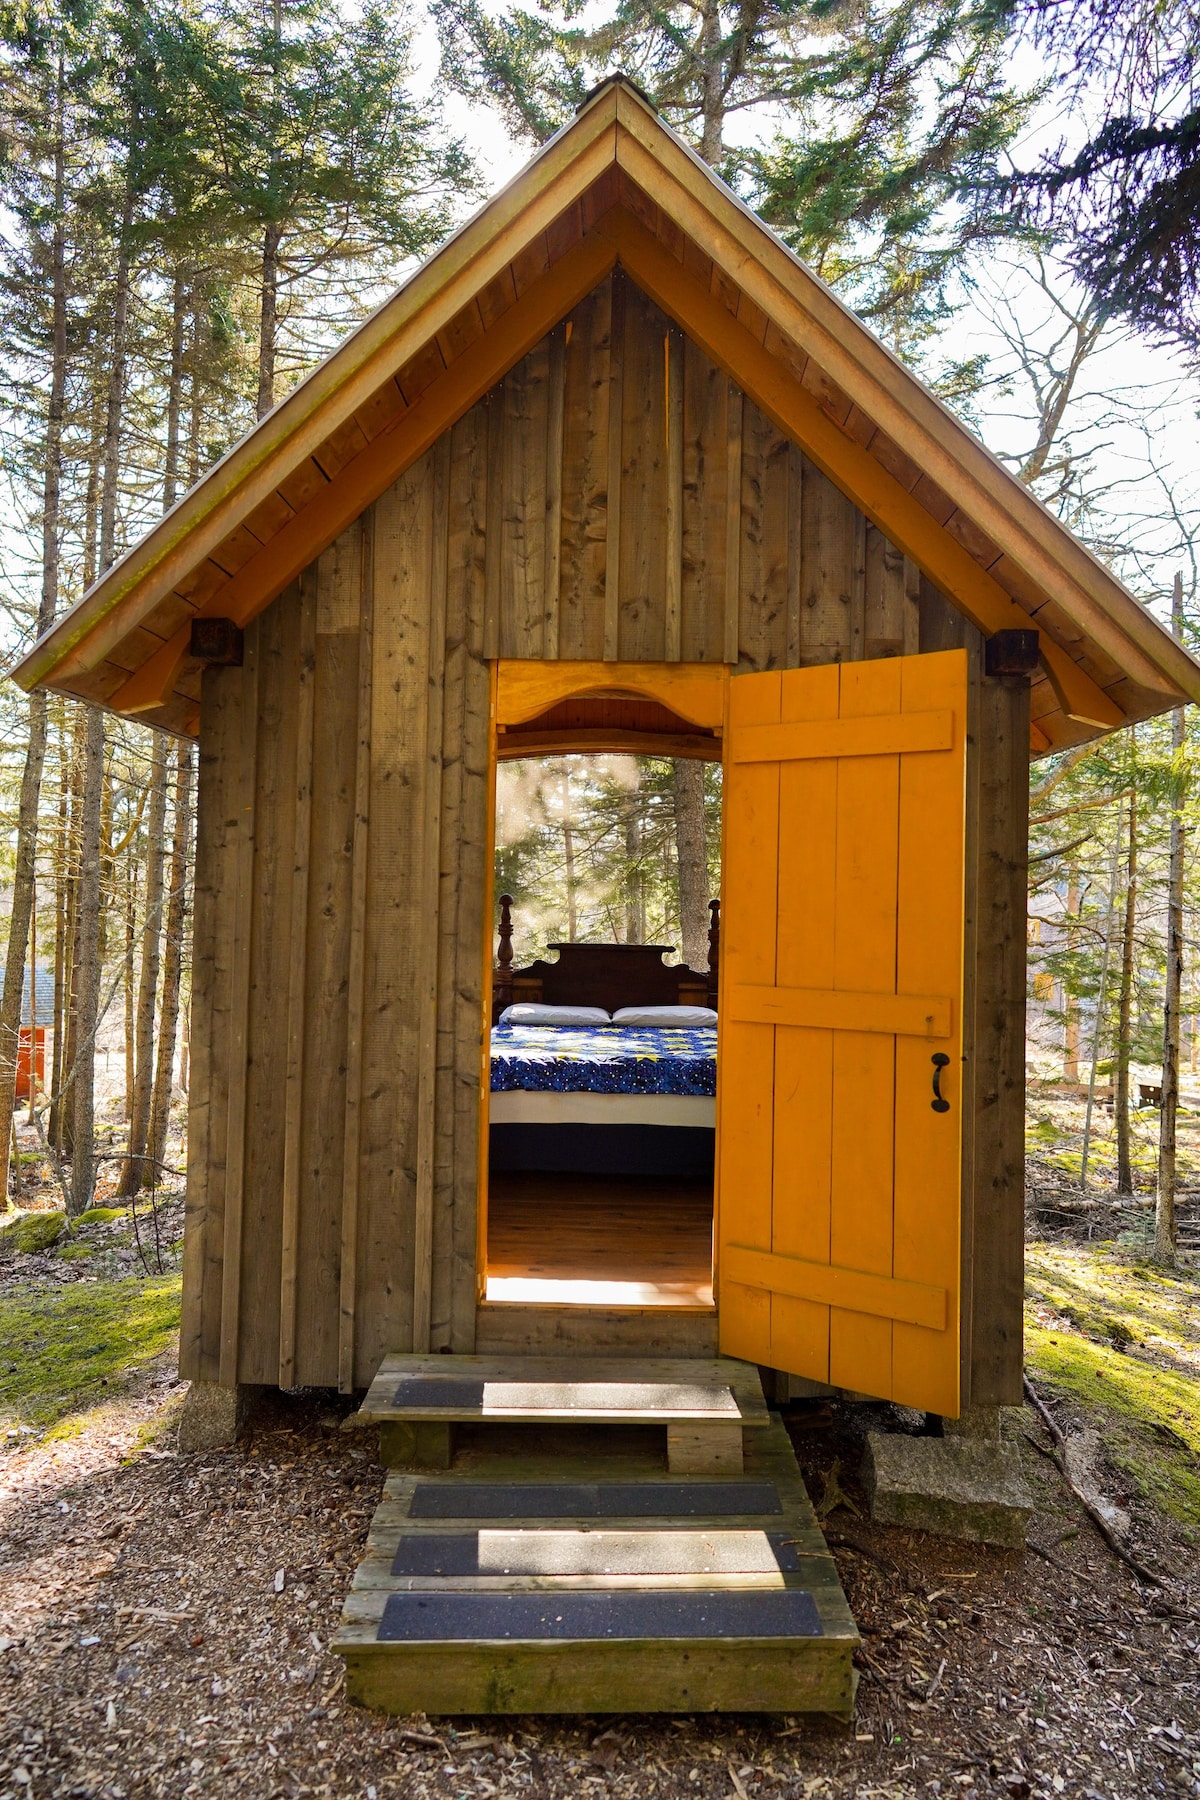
[495,659,727,730]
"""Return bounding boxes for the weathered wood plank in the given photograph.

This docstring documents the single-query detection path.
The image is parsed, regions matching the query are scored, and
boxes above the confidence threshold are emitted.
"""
[543,323,565,657]
[339,509,375,1392]
[497,339,549,659]
[557,282,608,661]
[665,326,684,660]
[799,458,856,665]
[603,270,625,660]
[295,541,361,1385]
[179,659,245,1382]
[680,335,727,663]
[356,456,435,1371]
[617,282,668,662]
[217,626,260,1388]
[723,383,743,665]
[414,440,450,1353]
[738,397,789,672]
[235,591,302,1383]
[968,665,1030,1406]
[277,568,317,1388]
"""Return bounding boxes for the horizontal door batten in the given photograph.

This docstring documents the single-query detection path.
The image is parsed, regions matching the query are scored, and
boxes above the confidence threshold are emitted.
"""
[728,983,952,1039]
[729,710,953,764]
[722,1245,947,1332]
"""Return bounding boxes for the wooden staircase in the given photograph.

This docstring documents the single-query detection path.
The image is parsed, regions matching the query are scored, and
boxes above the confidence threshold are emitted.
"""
[332,1354,859,1716]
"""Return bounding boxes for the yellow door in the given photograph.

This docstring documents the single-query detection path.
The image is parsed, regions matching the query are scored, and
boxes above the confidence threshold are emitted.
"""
[716,650,967,1416]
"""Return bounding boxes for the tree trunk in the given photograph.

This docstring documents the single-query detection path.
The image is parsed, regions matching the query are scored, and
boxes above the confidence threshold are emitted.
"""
[697,0,725,165]
[50,718,78,1153]
[1157,573,1187,1265]
[560,767,578,941]
[257,221,282,419]
[1114,788,1137,1195]
[98,174,135,576]
[673,760,709,969]
[120,747,168,1193]
[69,706,105,1216]
[0,86,68,1201]
[624,794,644,944]
[1063,870,1080,1081]
[123,855,135,1120]
[148,743,194,1183]
[163,269,187,511]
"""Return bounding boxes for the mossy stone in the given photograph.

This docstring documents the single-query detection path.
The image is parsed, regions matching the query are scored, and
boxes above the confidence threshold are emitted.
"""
[1,1209,66,1254]
[76,1206,127,1226]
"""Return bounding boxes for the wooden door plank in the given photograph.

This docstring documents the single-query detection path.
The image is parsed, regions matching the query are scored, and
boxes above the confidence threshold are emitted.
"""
[828,658,901,1399]
[769,662,839,1380]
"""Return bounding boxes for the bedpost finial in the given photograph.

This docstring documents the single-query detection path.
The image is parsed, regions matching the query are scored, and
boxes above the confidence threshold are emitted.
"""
[497,894,515,970]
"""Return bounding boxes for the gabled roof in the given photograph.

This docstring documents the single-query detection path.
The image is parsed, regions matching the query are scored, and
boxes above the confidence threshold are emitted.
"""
[13,75,1200,749]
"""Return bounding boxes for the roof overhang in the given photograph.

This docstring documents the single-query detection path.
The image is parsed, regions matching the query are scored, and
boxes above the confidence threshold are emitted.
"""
[13,75,1200,752]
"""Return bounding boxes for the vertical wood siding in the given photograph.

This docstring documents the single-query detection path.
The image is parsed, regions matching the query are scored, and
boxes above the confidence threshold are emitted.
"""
[180,272,1025,1397]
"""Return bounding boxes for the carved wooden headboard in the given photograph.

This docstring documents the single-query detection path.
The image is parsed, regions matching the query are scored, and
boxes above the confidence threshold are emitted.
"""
[493,897,720,1023]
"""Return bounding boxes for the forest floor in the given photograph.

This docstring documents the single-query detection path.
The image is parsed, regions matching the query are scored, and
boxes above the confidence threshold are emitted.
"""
[0,1090,1197,1800]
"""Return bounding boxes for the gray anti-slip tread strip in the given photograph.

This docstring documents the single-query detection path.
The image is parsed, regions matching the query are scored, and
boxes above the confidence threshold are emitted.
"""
[406,1480,783,1518]
[376,1588,824,1642]
[389,1529,808,1577]
[387,1377,741,1414]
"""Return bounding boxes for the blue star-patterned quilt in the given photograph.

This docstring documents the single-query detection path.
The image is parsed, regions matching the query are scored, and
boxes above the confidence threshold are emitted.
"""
[489,1023,717,1097]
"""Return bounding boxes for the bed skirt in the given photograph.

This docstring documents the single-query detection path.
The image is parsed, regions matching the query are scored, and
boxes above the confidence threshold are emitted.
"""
[488,1122,715,1178]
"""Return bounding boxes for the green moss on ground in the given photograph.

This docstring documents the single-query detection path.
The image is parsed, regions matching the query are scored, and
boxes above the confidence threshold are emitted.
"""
[1025,1241,1200,1533]
[75,1206,128,1225]
[0,1209,65,1255]
[0,1274,182,1435]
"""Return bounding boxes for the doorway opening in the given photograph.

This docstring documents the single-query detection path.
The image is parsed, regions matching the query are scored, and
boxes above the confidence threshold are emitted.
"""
[483,710,722,1309]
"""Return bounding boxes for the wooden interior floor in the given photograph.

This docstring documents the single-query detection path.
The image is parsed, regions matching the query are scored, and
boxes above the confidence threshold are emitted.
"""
[486,1173,715,1307]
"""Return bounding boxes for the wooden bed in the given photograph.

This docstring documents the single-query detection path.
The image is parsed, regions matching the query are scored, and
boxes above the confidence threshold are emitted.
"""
[492,895,720,1023]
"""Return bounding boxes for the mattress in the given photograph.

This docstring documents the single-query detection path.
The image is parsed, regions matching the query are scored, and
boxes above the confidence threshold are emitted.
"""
[489,1090,715,1127]
[489,1023,717,1098]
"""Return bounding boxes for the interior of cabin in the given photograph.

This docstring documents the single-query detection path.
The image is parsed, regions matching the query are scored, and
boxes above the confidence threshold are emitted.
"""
[482,697,723,1311]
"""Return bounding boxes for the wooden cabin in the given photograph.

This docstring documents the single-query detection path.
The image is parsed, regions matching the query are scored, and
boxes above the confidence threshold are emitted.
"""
[16,77,1200,1714]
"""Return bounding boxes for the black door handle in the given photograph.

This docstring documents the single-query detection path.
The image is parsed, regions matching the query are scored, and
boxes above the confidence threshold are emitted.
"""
[931,1053,951,1113]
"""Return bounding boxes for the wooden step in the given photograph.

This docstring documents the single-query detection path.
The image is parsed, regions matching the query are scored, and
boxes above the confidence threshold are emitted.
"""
[332,1417,858,1715]
[355,1354,770,1475]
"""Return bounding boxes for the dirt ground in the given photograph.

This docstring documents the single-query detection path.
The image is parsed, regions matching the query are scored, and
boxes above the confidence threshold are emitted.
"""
[0,1368,1195,1800]
[1,1084,1198,1800]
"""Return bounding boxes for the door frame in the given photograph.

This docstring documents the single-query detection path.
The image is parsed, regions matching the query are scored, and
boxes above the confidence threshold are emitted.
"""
[477,660,731,1308]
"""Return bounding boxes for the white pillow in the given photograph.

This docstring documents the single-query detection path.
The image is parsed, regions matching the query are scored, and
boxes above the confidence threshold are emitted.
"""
[611,1005,718,1028]
[499,1003,611,1027]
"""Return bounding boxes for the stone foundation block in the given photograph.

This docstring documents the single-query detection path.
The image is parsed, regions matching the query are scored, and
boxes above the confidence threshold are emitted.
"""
[862,1431,1032,1548]
[178,1381,255,1452]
